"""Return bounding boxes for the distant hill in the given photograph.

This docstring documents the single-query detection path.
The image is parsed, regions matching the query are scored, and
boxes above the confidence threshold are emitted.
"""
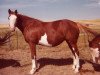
[0,24,9,28]
[76,19,100,25]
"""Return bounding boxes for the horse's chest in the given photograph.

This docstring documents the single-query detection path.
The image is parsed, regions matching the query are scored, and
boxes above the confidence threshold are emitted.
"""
[38,33,52,46]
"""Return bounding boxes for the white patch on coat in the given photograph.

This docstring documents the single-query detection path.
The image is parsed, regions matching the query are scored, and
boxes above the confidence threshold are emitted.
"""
[74,53,80,72]
[72,56,76,70]
[30,59,36,74]
[72,47,80,72]
[72,47,76,70]
[72,48,75,51]
[90,48,99,62]
[39,33,52,46]
[9,15,17,30]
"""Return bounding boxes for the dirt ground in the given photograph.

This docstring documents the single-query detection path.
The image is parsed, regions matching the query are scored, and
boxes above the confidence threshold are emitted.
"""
[0,42,100,75]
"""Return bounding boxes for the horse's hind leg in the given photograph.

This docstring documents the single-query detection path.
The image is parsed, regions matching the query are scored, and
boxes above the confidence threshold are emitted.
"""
[67,42,80,73]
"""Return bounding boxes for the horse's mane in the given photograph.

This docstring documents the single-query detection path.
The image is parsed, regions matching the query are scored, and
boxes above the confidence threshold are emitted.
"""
[17,14,42,22]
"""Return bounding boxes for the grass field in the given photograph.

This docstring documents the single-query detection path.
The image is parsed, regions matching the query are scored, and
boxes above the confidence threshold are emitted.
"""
[0,20,100,75]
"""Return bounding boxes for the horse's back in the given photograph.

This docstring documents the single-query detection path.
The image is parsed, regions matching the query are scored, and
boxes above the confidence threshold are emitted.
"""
[44,19,79,34]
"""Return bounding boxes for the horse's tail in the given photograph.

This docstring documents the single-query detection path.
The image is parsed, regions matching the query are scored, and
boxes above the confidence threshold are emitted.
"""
[0,31,13,46]
[77,22,99,42]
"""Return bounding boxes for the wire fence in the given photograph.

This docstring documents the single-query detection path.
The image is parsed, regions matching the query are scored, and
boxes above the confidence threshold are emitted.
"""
[0,28,28,51]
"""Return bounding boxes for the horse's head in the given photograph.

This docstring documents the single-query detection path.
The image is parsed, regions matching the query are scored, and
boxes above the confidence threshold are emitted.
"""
[8,9,18,32]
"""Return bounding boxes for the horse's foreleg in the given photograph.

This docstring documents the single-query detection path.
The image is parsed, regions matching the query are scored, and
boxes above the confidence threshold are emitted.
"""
[29,43,37,74]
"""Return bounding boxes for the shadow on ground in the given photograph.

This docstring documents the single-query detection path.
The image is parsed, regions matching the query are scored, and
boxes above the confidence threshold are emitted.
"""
[0,59,21,69]
[86,60,100,72]
[37,58,85,72]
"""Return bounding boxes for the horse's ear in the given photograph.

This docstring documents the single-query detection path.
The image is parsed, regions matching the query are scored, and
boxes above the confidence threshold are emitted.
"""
[15,10,18,14]
[8,9,11,14]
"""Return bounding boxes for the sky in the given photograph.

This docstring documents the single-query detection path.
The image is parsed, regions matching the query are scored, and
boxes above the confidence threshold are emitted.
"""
[0,0,100,23]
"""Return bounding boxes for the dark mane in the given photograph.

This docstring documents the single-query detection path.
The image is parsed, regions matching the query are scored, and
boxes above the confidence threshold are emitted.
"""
[17,14,42,22]
[17,14,72,23]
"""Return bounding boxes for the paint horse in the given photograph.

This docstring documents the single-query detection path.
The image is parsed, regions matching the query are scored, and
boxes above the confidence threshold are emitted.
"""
[8,9,82,74]
[89,35,100,64]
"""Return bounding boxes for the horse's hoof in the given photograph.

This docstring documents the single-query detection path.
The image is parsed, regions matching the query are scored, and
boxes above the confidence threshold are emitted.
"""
[74,69,79,73]
[72,65,75,70]
[29,68,36,75]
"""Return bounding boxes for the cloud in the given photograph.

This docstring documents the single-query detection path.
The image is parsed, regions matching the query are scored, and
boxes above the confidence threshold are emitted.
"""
[85,0,100,7]
[35,0,61,2]
[0,0,41,9]
[0,0,64,9]
[98,1,100,4]
[0,3,39,9]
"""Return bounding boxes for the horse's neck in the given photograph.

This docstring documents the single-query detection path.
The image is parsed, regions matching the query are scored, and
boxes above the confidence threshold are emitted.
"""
[17,14,32,33]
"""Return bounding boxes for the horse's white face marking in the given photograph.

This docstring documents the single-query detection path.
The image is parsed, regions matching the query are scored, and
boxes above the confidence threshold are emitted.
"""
[39,33,52,46]
[90,48,99,57]
[30,58,36,74]
[9,14,17,31]
[90,48,100,62]
[90,47,99,62]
